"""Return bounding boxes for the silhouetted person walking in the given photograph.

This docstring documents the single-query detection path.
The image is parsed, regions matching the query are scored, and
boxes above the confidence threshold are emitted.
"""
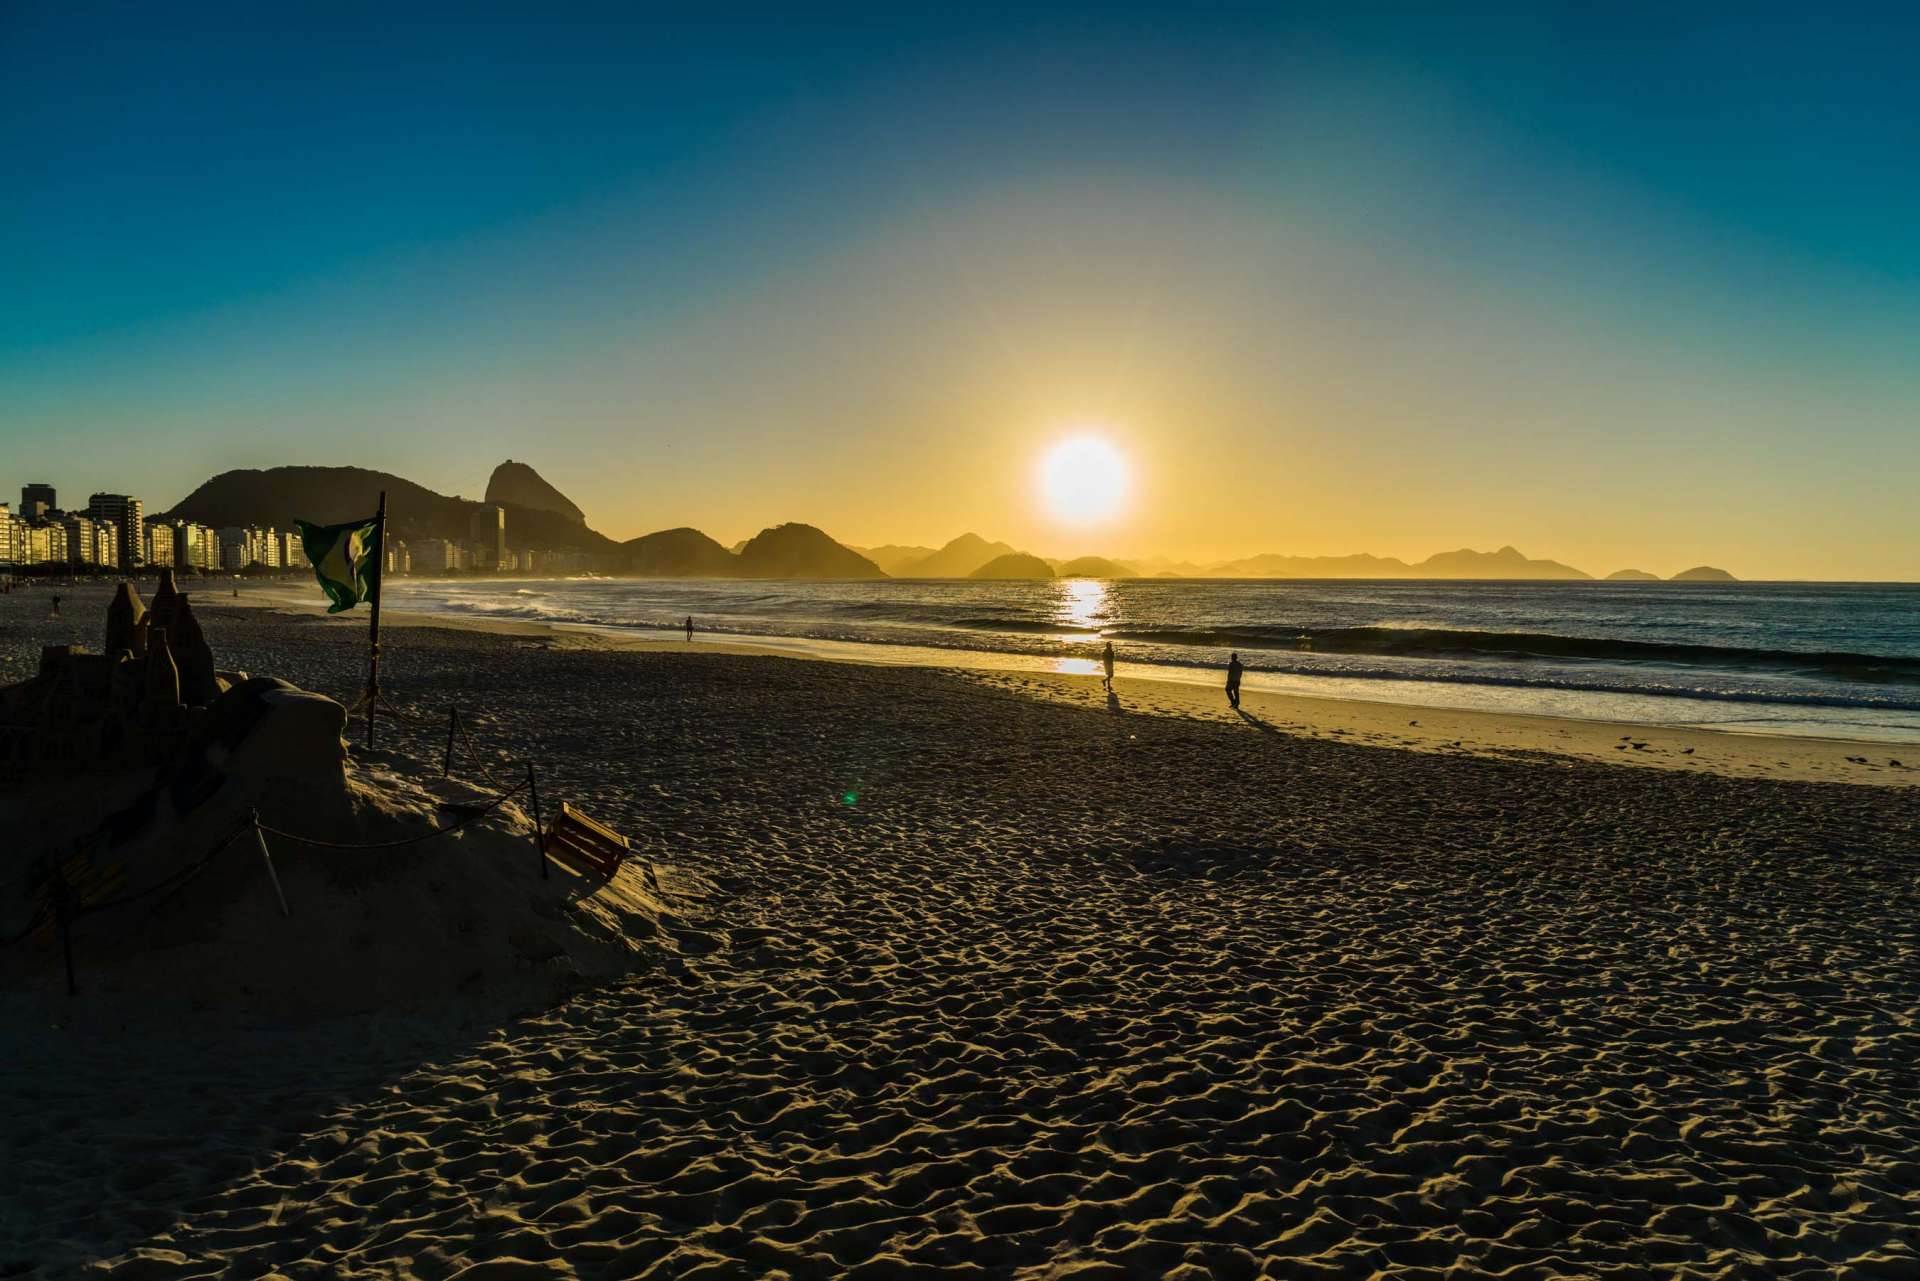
[49,593,61,619]
[1102,641,1115,690]
[1226,652,1244,709]
[684,615,694,643]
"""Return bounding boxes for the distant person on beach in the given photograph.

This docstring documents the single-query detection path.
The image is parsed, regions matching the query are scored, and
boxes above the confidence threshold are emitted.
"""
[49,593,61,619]
[1226,652,1244,709]
[685,615,694,643]
[1102,641,1115,690]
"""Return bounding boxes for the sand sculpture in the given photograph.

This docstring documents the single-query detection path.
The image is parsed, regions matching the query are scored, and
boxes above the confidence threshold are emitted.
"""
[0,570,224,771]
[1,581,668,1014]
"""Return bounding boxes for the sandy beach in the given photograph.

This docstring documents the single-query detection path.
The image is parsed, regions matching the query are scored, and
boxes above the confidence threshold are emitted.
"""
[4,585,1918,1278]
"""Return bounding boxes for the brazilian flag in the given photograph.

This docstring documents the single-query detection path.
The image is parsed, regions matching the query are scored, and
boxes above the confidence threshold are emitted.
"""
[295,515,382,614]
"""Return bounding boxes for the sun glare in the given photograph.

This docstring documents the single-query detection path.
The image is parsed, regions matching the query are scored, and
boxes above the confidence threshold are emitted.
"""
[1038,434,1129,526]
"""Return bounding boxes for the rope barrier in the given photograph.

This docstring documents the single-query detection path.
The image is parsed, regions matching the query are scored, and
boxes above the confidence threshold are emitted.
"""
[254,776,530,850]
[72,822,251,918]
[0,907,52,952]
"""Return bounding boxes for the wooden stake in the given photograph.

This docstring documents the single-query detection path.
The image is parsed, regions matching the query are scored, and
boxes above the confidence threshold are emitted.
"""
[251,813,290,918]
[527,762,548,880]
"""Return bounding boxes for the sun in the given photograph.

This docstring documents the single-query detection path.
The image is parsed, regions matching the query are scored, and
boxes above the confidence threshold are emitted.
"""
[1038,434,1129,526]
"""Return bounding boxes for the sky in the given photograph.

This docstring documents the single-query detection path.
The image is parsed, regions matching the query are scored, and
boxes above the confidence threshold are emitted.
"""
[4,1,1918,579]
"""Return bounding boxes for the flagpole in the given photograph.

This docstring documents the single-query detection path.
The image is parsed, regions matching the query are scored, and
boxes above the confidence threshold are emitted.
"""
[367,489,386,748]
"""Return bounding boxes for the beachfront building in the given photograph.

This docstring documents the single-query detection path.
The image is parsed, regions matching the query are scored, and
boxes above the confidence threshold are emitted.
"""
[85,493,144,570]
[171,521,220,572]
[219,527,253,570]
[18,484,55,522]
[62,514,118,568]
[279,531,308,569]
[412,538,470,574]
[470,505,507,571]
[385,538,411,576]
[0,504,20,566]
[23,522,68,565]
[146,521,176,570]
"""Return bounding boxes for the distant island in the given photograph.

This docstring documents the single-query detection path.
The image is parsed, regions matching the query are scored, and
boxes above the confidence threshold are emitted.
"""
[971,552,1056,580]
[162,461,1742,582]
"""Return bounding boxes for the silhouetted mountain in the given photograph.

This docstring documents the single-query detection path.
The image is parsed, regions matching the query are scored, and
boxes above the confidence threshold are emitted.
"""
[163,466,617,553]
[971,552,1055,580]
[1053,556,1137,578]
[623,527,737,576]
[485,459,585,525]
[735,524,885,579]
[1671,565,1738,582]
[904,534,1018,578]
[853,544,939,575]
[1411,546,1591,579]
[1210,552,1414,578]
[1207,545,1590,580]
[1606,569,1661,581]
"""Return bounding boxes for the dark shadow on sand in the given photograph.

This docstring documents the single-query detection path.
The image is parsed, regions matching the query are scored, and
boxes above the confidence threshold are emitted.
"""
[1236,708,1284,736]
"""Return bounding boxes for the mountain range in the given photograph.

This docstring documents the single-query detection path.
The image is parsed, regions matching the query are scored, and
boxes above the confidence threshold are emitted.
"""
[164,461,1735,582]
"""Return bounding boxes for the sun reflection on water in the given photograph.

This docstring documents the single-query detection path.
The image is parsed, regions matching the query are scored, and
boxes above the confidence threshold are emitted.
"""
[1053,577,1111,634]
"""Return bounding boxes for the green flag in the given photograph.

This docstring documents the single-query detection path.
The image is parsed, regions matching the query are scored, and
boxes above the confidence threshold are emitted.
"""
[295,515,382,614]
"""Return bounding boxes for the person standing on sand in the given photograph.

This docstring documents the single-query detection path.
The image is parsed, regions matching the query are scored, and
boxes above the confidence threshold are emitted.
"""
[1226,651,1244,709]
[685,615,694,643]
[1102,640,1116,690]
[49,593,61,619]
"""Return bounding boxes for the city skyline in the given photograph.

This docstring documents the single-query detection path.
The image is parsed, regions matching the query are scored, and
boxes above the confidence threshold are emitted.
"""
[5,6,1920,579]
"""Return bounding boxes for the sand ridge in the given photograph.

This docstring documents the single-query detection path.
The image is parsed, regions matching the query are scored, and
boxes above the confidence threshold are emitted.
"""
[2,594,1917,1277]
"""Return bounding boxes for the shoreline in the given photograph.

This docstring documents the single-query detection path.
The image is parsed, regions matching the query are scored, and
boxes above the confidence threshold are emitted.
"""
[232,583,1918,788]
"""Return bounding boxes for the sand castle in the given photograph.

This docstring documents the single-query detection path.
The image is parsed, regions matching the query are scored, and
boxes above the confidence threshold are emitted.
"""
[0,580,677,1013]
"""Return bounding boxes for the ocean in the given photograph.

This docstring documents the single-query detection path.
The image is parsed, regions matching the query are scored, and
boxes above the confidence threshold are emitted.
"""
[381,577,1920,743]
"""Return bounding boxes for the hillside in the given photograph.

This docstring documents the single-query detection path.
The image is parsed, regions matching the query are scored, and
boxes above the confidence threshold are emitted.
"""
[1054,556,1137,578]
[735,524,885,579]
[1671,566,1738,582]
[1606,569,1661,581]
[853,544,939,575]
[1210,552,1416,578]
[971,552,1056,580]
[1209,545,1590,580]
[163,466,618,554]
[623,527,737,577]
[1410,546,1591,580]
[904,534,1018,578]
[485,460,585,525]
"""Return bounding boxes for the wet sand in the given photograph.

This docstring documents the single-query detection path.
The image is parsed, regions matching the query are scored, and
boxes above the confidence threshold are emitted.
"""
[3,587,1918,1278]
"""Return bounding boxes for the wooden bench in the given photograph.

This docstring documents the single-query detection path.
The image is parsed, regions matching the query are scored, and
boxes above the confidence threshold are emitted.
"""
[541,802,659,892]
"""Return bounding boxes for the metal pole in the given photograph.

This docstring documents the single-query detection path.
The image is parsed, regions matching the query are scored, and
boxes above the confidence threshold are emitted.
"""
[366,489,387,749]
[443,706,458,776]
[526,762,548,880]
[251,813,290,918]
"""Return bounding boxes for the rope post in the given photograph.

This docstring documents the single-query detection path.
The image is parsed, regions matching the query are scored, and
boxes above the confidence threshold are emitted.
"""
[527,761,548,880]
[251,812,290,918]
[443,706,458,777]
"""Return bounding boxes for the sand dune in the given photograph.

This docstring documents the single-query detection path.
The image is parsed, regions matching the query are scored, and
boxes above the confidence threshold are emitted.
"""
[2,591,1917,1277]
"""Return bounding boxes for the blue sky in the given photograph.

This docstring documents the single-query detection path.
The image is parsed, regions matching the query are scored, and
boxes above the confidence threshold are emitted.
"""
[4,2,1917,576]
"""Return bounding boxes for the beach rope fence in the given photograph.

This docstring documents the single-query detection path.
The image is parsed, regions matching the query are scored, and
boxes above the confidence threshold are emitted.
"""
[9,760,544,996]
